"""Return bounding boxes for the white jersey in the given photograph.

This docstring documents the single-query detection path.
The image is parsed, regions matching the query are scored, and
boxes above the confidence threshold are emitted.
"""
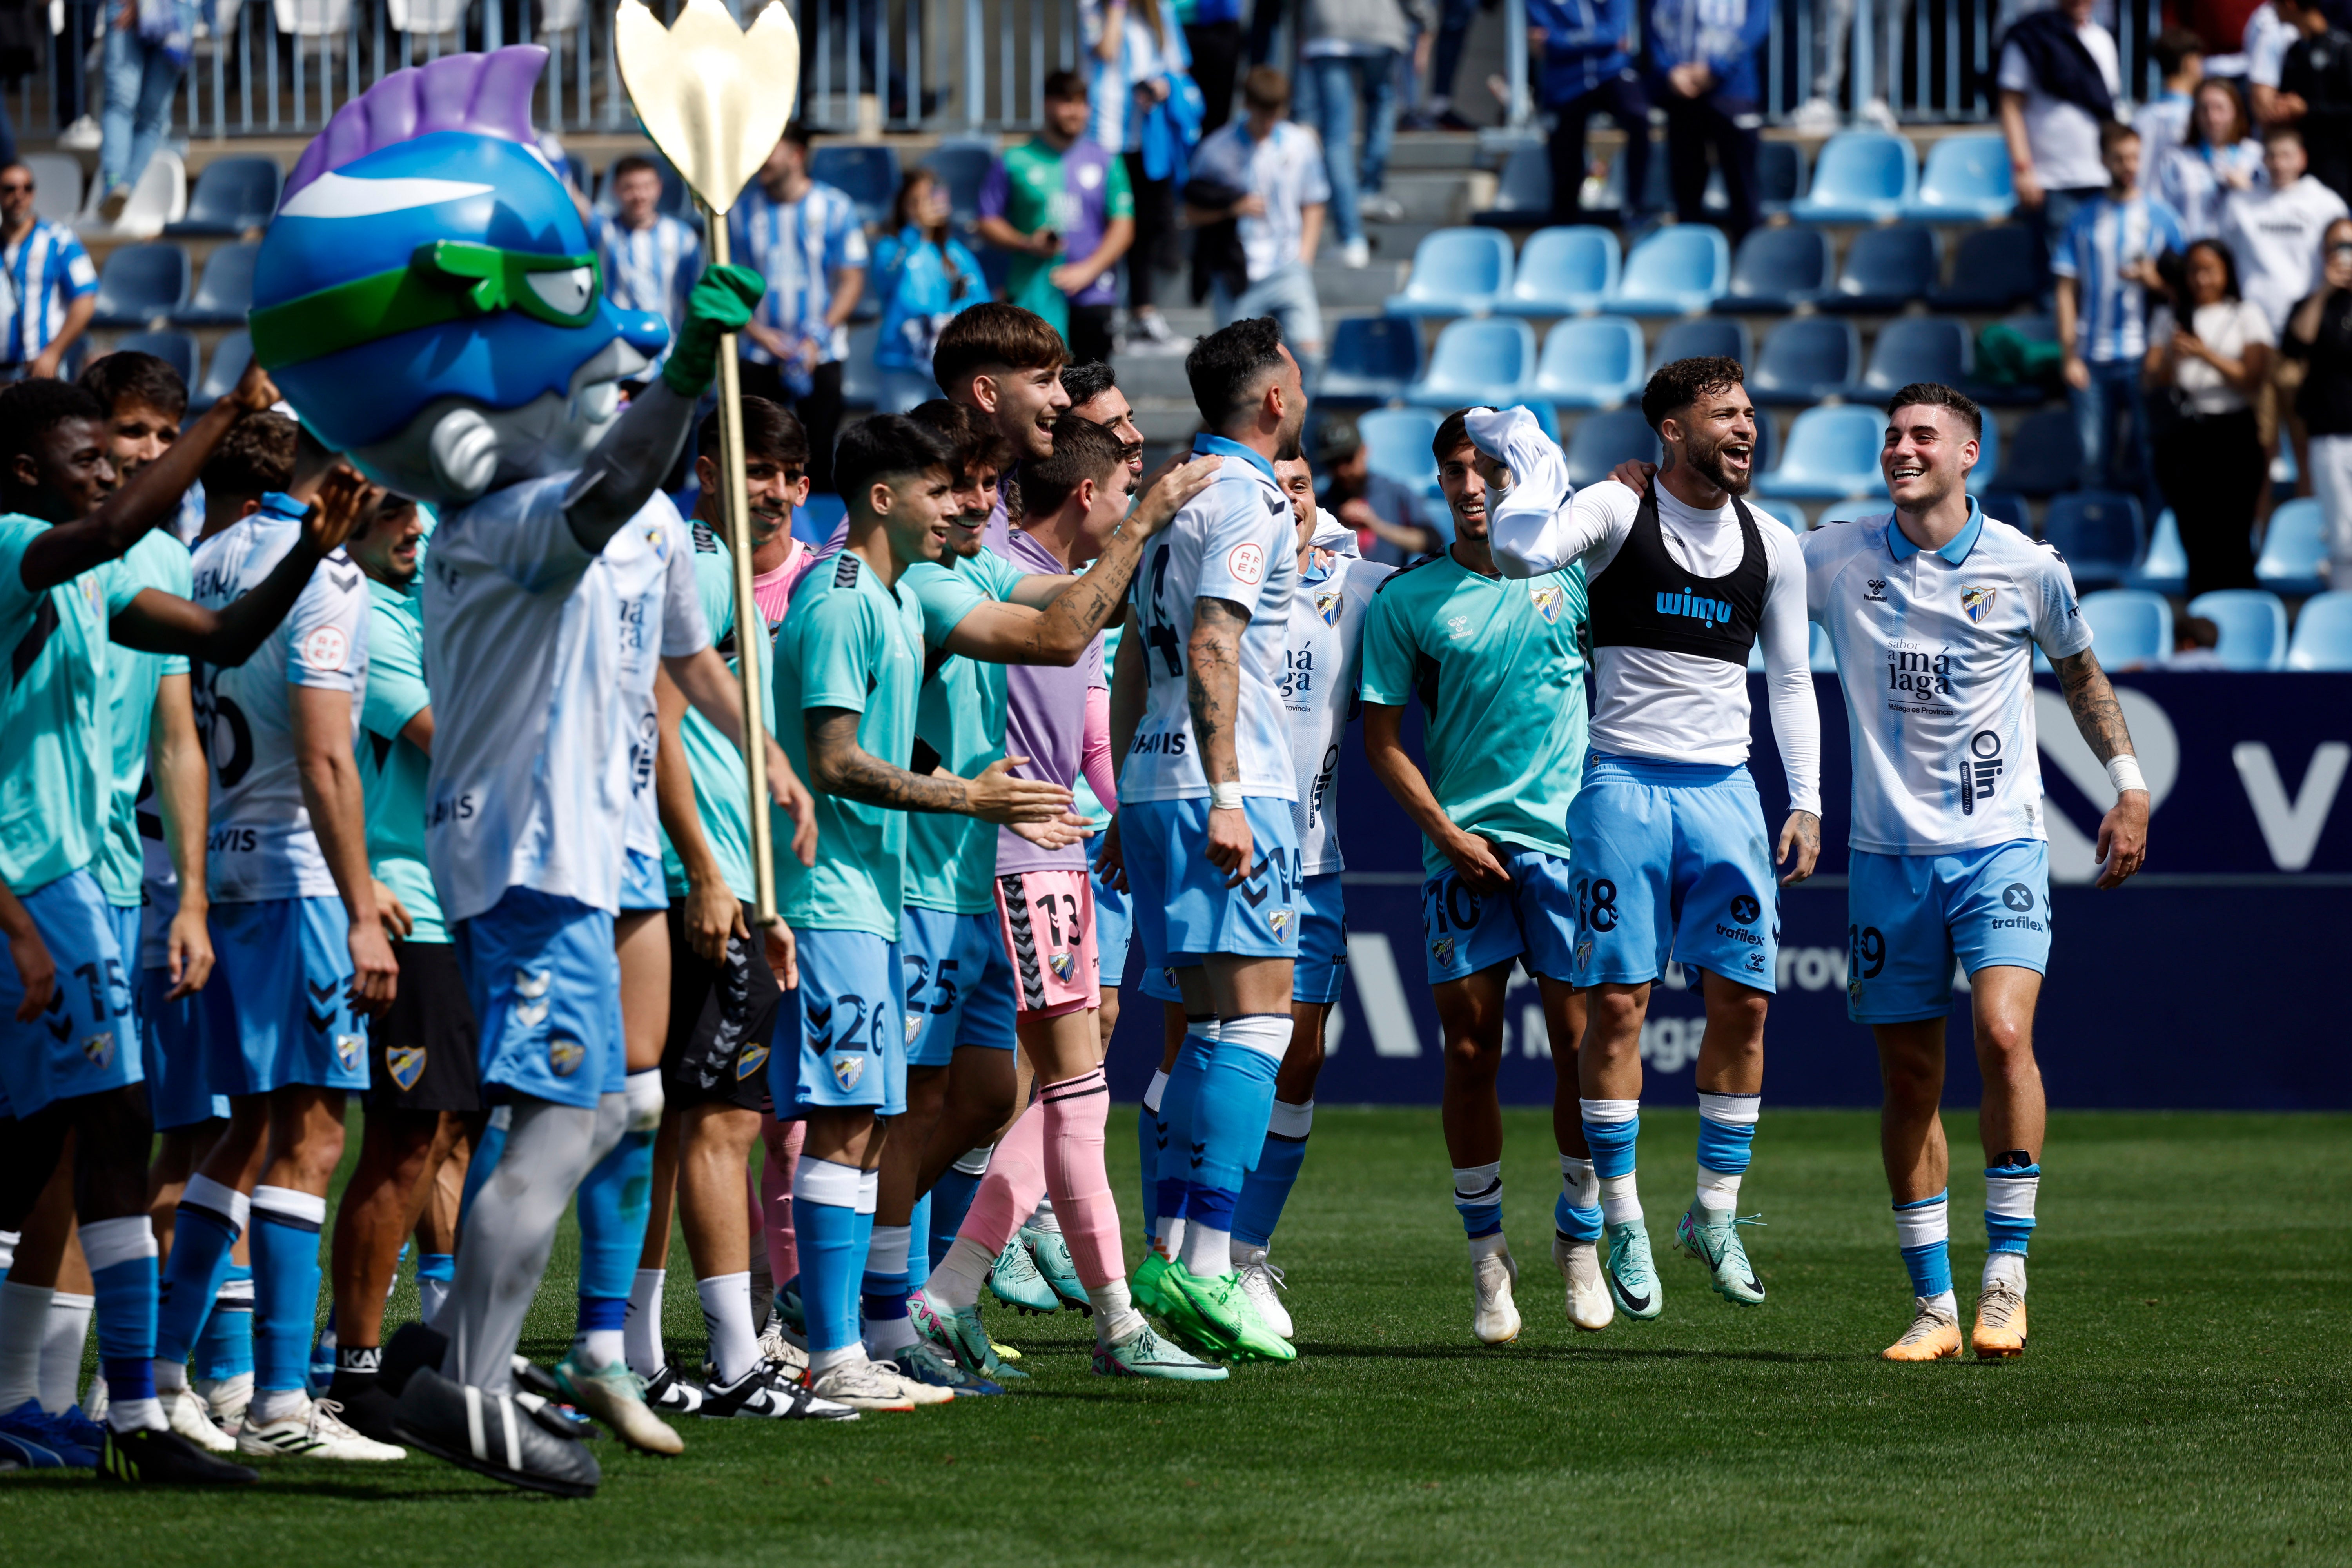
[606,504,707,860]
[421,479,703,925]
[1477,408,1820,813]
[189,509,369,904]
[1121,439,1299,803]
[1284,516,1392,875]
[1804,505,2092,856]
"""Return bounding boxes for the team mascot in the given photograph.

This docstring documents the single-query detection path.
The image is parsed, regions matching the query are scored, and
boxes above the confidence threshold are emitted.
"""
[250,46,762,1496]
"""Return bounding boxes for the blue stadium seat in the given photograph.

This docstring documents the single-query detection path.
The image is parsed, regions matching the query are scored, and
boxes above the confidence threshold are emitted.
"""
[1358,407,1443,491]
[1826,224,1940,314]
[1409,317,1538,405]
[1715,225,1831,314]
[1749,317,1860,405]
[1473,143,1555,226]
[22,152,82,225]
[111,329,198,389]
[1388,227,1515,317]
[191,330,251,413]
[1902,132,2016,221]
[1648,316,1750,377]
[1812,496,1888,528]
[2041,490,2143,586]
[1928,223,2043,313]
[1755,405,1885,499]
[1790,131,1918,222]
[1858,315,1971,397]
[1593,136,1676,217]
[2128,508,2189,593]
[1563,407,1660,489]
[839,323,880,409]
[810,145,902,230]
[1605,225,1730,316]
[1991,410,2083,497]
[1532,316,1646,410]
[1498,226,1618,317]
[1749,496,1807,530]
[1976,487,2031,531]
[1757,140,1808,215]
[2077,589,2172,670]
[1316,315,1423,404]
[1965,419,2003,490]
[91,242,190,329]
[173,241,259,326]
[2256,497,2327,593]
[2286,590,2352,670]
[166,154,283,236]
[794,492,847,545]
[921,140,996,227]
[2187,589,2290,670]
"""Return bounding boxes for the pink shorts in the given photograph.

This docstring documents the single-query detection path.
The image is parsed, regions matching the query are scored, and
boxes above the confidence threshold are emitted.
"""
[993,868,1101,1017]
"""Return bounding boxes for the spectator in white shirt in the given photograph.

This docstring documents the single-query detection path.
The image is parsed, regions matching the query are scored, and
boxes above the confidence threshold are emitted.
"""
[2145,238,2274,596]
[1997,0,2123,265]
[1183,67,1330,358]
[2220,122,2349,332]
[2155,77,2267,241]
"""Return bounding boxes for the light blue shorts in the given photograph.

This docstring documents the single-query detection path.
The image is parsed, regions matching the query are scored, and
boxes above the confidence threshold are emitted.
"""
[1121,796,1304,975]
[454,888,624,1110]
[786,927,907,1117]
[1564,754,1779,993]
[1846,840,2052,1024]
[142,965,225,1131]
[1092,840,1131,990]
[0,868,142,1118]
[201,895,368,1096]
[899,906,1017,1069]
[1419,845,1579,986]
[1293,872,1348,1005]
[621,847,668,913]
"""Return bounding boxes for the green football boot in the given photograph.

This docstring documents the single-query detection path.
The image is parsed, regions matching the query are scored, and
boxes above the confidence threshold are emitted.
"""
[987,1239,1061,1315]
[907,1290,1028,1381]
[1092,1323,1228,1382]
[1676,1205,1766,1306]
[1165,1263,1296,1363]
[1602,1220,1664,1321]
[1131,1252,1177,1318]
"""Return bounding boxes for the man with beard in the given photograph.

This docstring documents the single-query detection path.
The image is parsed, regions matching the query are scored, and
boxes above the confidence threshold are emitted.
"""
[1481,356,1820,1327]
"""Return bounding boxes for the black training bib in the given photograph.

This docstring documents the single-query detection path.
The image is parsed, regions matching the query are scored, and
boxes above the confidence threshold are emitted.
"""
[1585,481,1768,666]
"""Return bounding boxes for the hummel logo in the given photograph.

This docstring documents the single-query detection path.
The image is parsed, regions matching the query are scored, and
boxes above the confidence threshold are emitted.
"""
[1188,1139,1206,1172]
[307,980,338,1002]
[305,1007,336,1034]
[1864,579,1888,602]
[514,968,551,1000]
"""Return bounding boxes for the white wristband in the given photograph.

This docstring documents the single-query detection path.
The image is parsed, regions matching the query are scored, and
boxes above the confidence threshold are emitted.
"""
[2105,755,2147,795]
[1208,782,1245,811]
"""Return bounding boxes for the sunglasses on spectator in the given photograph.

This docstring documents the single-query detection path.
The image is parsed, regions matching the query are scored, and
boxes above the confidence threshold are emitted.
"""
[0,181,31,194]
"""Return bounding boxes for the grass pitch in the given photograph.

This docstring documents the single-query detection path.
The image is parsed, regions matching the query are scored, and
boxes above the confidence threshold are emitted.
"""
[8,1107,2349,1566]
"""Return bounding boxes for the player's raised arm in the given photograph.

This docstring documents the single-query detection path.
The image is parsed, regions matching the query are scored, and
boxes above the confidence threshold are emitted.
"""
[1758,524,1823,884]
[2049,646,2150,888]
[1464,405,1586,579]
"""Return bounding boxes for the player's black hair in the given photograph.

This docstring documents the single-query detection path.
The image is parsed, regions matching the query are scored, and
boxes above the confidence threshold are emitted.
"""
[1060,359,1118,410]
[1639,356,1748,434]
[2098,119,2140,159]
[1186,314,1287,431]
[698,396,809,472]
[2152,26,2204,76]
[1431,408,1476,463]
[1021,414,1125,518]
[1884,382,1984,441]
[834,413,958,512]
[780,122,814,151]
[907,398,1016,483]
[202,411,298,501]
[1043,68,1087,102]
[608,152,660,185]
[78,350,188,422]
[0,378,106,466]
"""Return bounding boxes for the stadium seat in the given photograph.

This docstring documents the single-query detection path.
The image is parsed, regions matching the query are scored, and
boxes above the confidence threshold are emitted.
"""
[839,323,880,409]
[1749,318,1860,405]
[1388,227,1515,318]
[22,152,83,225]
[793,492,847,547]
[166,154,282,236]
[1648,316,1750,377]
[1408,317,1538,406]
[1975,487,2031,530]
[1755,405,1884,499]
[2076,589,2172,670]
[1497,226,1618,317]
[110,329,199,389]
[1826,224,1940,314]
[1316,315,1423,404]
[1604,225,1730,316]
[1357,407,1443,492]
[1857,315,1971,397]
[1593,136,1677,217]
[2041,490,2143,586]
[2187,589,2290,670]
[1532,316,1646,409]
[2128,508,2189,593]
[2286,590,2352,670]
[921,139,996,227]
[1927,223,2042,313]
[90,243,190,329]
[191,331,252,413]
[1563,407,1660,489]
[1790,130,1917,222]
[84,147,185,239]
[1991,410,2083,496]
[809,145,901,230]
[1748,496,1807,530]
[173,241,260,326]
[1757,140,1808,214]
[1715,225,1832,314]
[2256,497,2327,594]
[1902,132,2016,221]
[1813,496,1888,528]
[1472,143,1554,227]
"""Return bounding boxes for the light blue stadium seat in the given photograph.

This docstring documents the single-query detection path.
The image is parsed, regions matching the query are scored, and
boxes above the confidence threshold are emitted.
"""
[1992,410,2084,497]
[2128,508,2189,593]
[1748,497,1807,531]
[2256,497,2327,594]
[1902,132,2016,221]
[1387,227,1516,317]
[1497,226,1619,317]
[2077,589,2173,670]
[1563,407,1661,489]
[2041,490,2143,586]
[1604,225,1731,316]
[1750,317,1861,405]
[1754,405,1885,499]
[1826,224,1940,314]
[809,145,902,230]
[1358,407,1443,492]
[1648,316,1749,377]
[1716,224,1832,314]
[1791,131,1918,222]
[839,323,880,409]
[1857,315,1971,397]
[1316,314,1423,403]
[794,493,847,546]
[1812,497,1887,528]
[2186,589,2289,670]
[1408,317,1538,406]
[1975,488,2031,532]
[2286,591,2352,670]
[1532,316,1645,410]
[113,330,198,388]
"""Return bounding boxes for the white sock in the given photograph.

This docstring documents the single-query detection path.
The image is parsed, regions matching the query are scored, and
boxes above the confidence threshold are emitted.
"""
[1178,1216,1230,1278]
[194,1371,250,1416]
[808,1343,865,1374]
[624,1267,666,1377]
[1160,1216,1187,1259]
[926,1236,995,1312]
[1600,1173,1642,1225]
[39,1291,93,1414]
[154,1358,188,1393]
[1091,1278,1144,1347]
[250,1386,309,1425]
[0,1279,54,1410]
[860,1225,918,1359]
[1142,1070,1169,1114]
[1559,1155,1599,1215]
[1026,1198,1060,1235]
[953,1145,992,1178]
[1697,1168,1743,1211]
[696,1272,761,1384]
[1468,1230,1510,1261]
[1983,1252,2027,1295]
[418,1274,452,1328]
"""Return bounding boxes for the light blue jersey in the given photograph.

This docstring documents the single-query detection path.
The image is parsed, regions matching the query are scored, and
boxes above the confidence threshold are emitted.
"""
[0,218,97,366]
[590,211,700,330]
[728,179,868,390]
[100,530,191,907]
[2051,192,2186,363]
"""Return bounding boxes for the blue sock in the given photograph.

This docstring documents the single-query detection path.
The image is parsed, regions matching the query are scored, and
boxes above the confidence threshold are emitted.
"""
[416,1253,454,1289]
[457,1107,510,1233]
[192,1265,254,1380]
[1695,1092,1760,1212]
[82,1217,159,1417]
[1581,1100,1643,1224]
[846,1177,876,1345]
[1582,1112,1640,1180]
[1453,1161,1503,1239]
[1232,1099,1312,1249]
[926,1162,981,1272]
[1894,1192,1955,1299]
[248,1187,327,1394]
[1158,1027,1216,1238]
[1556,1155,1603,1242]
[1984,1154,2040,1256]
[575,1127,655,1304]
[791,1158,862,1358]
[155,1183,244,1366]
[1138,1078,1166,1245]
[1553,1193,1604,1243]
[1183,1021,1283,1231]
[905,1194,931,1290]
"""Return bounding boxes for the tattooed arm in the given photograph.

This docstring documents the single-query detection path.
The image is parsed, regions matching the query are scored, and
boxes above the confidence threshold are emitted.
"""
[804,708,1070,824]
[1188,596,1254,884]
[2051,648,2149,889]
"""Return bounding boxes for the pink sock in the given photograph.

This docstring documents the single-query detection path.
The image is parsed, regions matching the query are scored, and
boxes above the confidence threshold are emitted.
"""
[955,1098,1047,1256]
[761,1116,804,1283]
[1040,1068,1123,1289]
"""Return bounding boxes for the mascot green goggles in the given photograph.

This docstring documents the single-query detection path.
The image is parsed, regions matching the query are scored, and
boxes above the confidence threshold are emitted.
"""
[249,240,603,369]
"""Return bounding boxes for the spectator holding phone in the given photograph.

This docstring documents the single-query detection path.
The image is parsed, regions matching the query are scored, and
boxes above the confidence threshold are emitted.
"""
[977,70,1137,364]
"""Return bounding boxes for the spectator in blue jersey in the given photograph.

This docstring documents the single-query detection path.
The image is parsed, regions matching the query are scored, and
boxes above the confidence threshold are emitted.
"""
[96,0,189,220]
[730,125,867,494]
[0,163,96,381]
[1647,0,1770,244]
[1299,0,1423,269]
[2054,121,2186,508]
[586,156,701,345]
[1529,0,1649,224]
[869,168,987,413]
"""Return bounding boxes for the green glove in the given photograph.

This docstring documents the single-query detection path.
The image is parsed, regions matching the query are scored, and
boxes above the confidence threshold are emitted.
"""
[661,262,767,398]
